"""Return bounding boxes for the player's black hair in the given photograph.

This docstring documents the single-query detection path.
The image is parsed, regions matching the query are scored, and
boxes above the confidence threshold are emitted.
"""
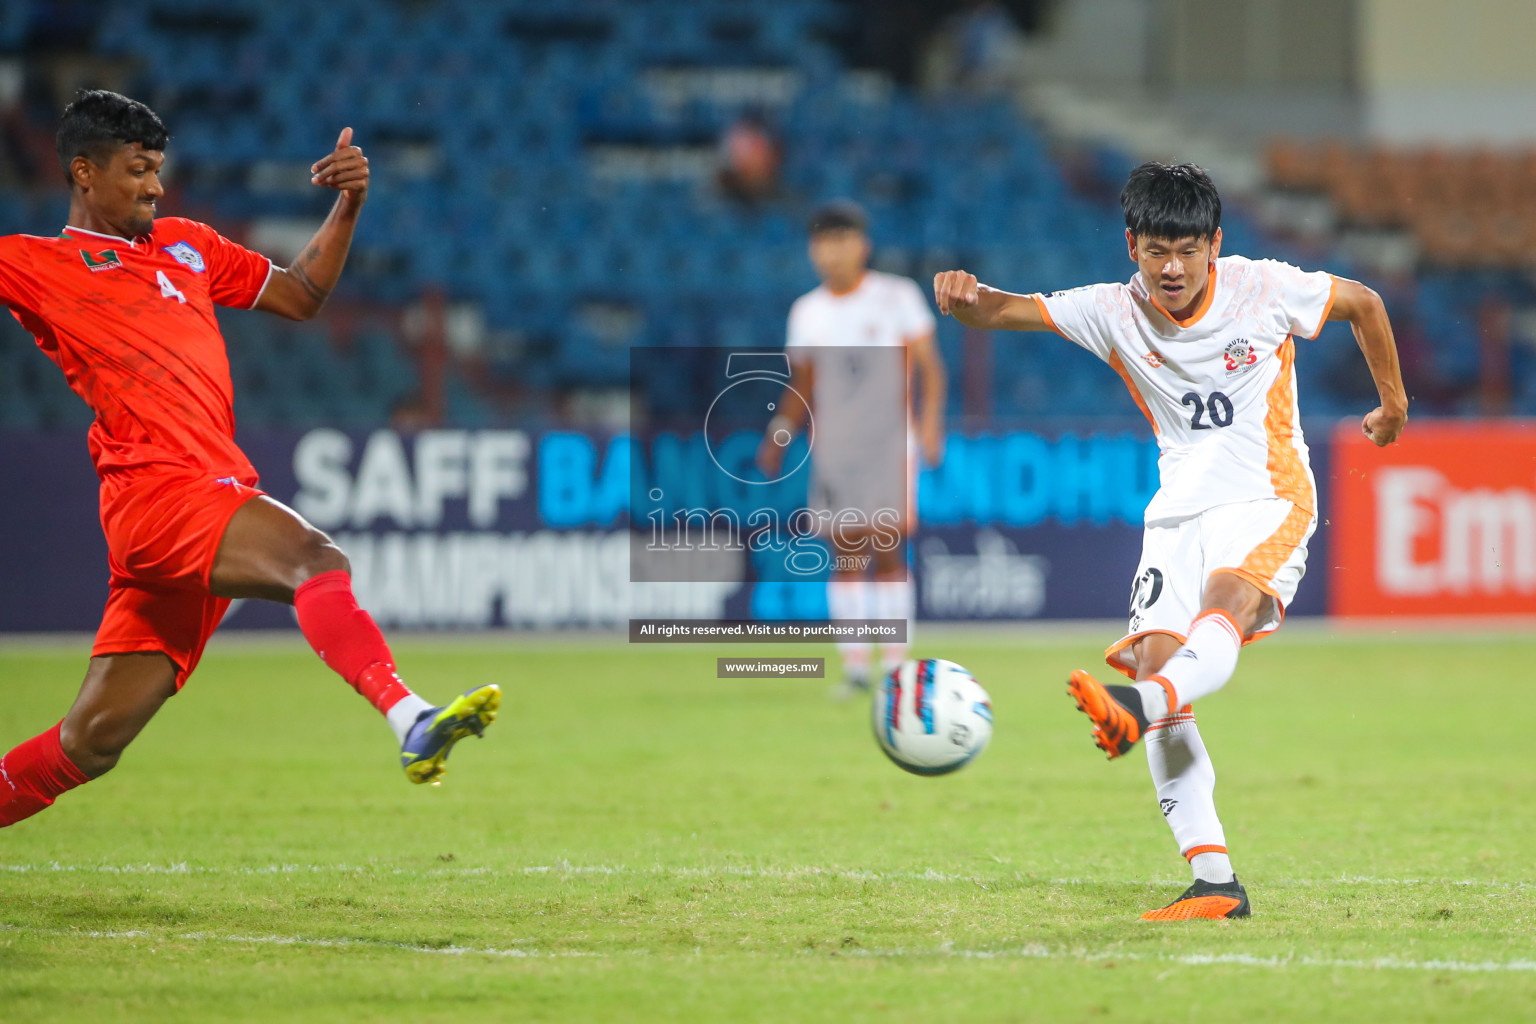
[56,90,169,186]
[1120,162,1221,241]
[807,200,868,236]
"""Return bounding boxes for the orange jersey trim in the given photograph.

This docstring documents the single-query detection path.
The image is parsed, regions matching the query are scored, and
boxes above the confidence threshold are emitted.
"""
[1145,263,1219,329]
[1031,293,1068,338]
[825,271,868,297]
[1108,351,1159,435]
[1263,338,1314,512]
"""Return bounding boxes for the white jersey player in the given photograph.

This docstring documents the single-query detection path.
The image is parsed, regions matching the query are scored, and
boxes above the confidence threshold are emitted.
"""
[758,201,947,696]
[934,163,1408,921]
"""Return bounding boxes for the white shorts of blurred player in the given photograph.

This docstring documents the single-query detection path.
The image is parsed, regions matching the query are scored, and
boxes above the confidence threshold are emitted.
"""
[1104,497,1316,679]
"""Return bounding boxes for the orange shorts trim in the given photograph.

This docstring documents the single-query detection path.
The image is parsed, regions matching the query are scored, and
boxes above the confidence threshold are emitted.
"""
[1210,566,1280,602]
[1103,629,1186,680]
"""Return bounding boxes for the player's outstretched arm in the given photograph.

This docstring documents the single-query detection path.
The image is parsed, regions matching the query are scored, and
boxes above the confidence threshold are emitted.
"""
[257,127,369,321]
[932,270,1049,332]
[1327,277,1408,447]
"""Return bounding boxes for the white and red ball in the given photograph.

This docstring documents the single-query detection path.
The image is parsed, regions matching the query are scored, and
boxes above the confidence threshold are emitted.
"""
[871,658,992,775]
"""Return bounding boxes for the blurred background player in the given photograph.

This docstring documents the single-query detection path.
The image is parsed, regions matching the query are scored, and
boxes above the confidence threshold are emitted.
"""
[933,162,1408,919]
[0,91,499,830]
[759,201,946,697]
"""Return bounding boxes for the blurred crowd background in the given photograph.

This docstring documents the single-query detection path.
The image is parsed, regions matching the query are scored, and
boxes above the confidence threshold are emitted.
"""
[5,0,1535,434]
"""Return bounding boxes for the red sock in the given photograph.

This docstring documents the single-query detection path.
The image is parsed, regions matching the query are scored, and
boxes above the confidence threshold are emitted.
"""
[294,569,411,714]
[0,723,90,828]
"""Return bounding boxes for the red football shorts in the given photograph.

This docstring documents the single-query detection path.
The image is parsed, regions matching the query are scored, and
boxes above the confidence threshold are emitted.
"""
[93,467,264,687]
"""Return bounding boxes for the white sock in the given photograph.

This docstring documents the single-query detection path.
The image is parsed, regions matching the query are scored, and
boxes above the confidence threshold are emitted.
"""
[1191,850,1235,885]
[385,694,433,746]
[1137,609,1244,719]
[1144,714,1234,883]
[869,576,914,674]
[828,577,872,681]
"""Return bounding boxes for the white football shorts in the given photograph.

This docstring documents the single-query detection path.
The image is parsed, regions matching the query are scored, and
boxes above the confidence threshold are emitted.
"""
[1105,497,1316,679]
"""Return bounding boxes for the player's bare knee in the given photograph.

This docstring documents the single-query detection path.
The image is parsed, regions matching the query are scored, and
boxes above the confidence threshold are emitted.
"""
[299,530,349,578]
[59,713,134,778]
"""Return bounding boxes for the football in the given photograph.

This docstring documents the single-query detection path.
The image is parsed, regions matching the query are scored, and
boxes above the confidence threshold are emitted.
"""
[872,658,993,775]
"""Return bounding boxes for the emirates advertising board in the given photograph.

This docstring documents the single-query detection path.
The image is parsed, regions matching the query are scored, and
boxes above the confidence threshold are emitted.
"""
[1331,420,1536,617]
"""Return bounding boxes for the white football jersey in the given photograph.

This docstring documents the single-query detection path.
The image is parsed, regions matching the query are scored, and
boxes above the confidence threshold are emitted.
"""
[786,270,934,451]
[787,270,935,354]
[1035,255,1335,525]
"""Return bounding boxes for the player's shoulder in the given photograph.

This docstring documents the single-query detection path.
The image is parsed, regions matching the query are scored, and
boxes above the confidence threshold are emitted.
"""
[0,229,65,268]
[0,231,39,253]
[151,216,218,242]
[1040,279,1128,308]
[865,268,917,290]
[789,286,822,318]
[864,270,928,303]
[0,229,67,249]
[1218,252,1318,281]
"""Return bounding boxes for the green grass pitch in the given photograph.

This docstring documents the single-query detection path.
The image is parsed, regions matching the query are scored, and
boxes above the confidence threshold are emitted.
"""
[2,629,1535,1022]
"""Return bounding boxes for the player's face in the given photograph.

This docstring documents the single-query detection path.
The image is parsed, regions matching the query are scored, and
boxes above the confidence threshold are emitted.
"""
[808,228,871,290]
[80,143,166,238]
[1128,228,1222,314]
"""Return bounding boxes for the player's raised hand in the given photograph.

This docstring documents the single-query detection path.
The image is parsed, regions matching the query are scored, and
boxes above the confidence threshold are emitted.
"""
[933,270,979,317]
[311,127,369,202]
[1362,405,1406,447]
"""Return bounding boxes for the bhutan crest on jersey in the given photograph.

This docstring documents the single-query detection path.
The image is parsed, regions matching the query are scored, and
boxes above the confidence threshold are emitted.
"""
[1223,337,1258,377]
[162,241,206,273]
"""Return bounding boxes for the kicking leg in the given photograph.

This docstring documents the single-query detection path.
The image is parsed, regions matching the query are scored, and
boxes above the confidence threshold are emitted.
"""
[1,652,176,827]
[210,495,497,784]
[1069,573,1265,758]
[1131,572,1264,721]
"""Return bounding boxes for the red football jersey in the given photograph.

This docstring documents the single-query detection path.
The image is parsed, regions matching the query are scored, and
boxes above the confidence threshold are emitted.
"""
[0,217,273,486]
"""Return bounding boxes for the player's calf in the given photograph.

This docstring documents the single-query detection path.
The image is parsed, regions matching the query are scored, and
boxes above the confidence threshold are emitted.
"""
[58,651,179,778]
[0,723,90,827]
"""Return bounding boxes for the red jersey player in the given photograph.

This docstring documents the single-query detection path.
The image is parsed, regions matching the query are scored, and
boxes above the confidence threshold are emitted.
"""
[0,91,498,830]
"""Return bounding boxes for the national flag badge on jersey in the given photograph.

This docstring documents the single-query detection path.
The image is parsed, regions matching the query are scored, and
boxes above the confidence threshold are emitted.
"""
[79,249,122,272]
[162,241,206,273]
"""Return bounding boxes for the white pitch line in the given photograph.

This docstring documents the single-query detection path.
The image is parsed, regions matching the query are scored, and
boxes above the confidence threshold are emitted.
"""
[849,944,1536,973]
[0,925,600,959]
[6,925,1536,974]
[1,862,1533,891]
